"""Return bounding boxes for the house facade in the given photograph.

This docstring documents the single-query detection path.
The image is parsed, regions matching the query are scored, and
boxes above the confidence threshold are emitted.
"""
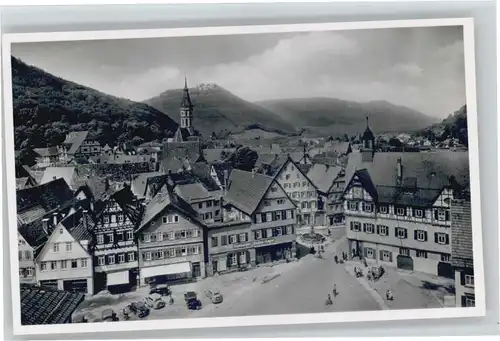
[18,232,37,284]
[92,186,142,292]
[343,120,470,277]
[59,131,101,162]
[222,169,297,268]
[35,209,94,294]
[174,182,223,224]
[325,169,346,226]
[274,157,319,226]
[451,198,475,307]
[137,185,205,285]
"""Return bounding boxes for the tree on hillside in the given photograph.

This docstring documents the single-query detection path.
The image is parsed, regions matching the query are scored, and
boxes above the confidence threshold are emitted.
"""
[229,147,258,171]
[388,137,403,148]
[16,147,37,167]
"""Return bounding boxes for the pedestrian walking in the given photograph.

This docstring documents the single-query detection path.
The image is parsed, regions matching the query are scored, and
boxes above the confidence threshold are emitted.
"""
[334,255,338,264]
[333,284,338,297]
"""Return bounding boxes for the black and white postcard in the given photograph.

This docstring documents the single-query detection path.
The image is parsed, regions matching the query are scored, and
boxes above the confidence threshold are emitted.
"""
[2,19,484,335]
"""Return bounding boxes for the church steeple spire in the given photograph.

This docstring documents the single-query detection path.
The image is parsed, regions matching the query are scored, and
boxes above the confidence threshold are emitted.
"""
[181,74,193,109]
[361,115,375,162]
[178,75,195,137]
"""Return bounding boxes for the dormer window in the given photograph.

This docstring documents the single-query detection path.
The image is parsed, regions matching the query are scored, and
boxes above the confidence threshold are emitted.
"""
[362,202,373,213]
[379,205,388,214]
[396,207,406,216]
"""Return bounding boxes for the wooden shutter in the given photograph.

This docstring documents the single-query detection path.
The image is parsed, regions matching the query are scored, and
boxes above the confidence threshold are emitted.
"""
[245,233,249,241]
[445,234,450,245]
[236,234,240,243]
[379,250,384,261]
[413,230,418,240]
[445,210,450,221]
[363,224,366,232]
[460,271,465,285]
[394,227,398,237]
[424,231,428,242]
[434,209,438,220]
[350,222,354,231]
[363,247,368,258]
[461,295,466,307]
[404,229,408,239]
[389,252,393,262]
[376,225,380,234]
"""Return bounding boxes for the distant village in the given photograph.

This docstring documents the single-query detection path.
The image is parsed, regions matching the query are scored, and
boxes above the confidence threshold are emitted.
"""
[15,79,473,325]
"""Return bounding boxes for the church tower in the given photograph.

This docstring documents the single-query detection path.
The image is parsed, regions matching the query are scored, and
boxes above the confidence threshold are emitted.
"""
[180,76,194,136]
[361,117,375,162]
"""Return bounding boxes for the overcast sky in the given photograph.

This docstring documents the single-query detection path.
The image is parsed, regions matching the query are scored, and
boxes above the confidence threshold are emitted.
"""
[12,25,466,118]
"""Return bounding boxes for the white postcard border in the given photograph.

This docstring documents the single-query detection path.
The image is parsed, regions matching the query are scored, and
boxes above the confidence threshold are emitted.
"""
[1,18,485,336]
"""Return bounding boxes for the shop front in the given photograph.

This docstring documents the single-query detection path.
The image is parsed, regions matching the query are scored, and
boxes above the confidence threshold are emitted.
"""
[140,262,193,285]
[255,241,294,265]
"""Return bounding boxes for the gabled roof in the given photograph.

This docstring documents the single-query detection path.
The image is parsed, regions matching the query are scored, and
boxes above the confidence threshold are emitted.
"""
[63,131,90,154]
[175,182,219,203]
[59,208,95,243]
[40,167,76,188]
[211,163,234,185]
[138,184,200,232]
[173,127,192,142]
[307,163,343,194]
[18,219,50,249]
[344,150,470,206]
[109,186,143,224]
[33,147,59,157]
[17,178,74,213]
[130,172,164,198]
[224,169,275,216]
[20,286,84,325]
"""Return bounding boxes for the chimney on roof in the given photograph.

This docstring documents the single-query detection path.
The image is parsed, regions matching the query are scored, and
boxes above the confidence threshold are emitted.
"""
[397,157,403,185]
[83,210,89,231]
[52,212,59,226]
[42,218,50,234]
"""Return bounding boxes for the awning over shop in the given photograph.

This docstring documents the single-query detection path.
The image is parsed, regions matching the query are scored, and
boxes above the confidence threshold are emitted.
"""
[107,271,129,286]
[141,262,191,279]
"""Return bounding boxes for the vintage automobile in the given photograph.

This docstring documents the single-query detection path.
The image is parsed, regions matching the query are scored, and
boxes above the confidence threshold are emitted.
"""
[72,314,88,323]
[204,289,223,304]
[101,309,118,322]
[122,305,132,320]
[149,283,171,296]
[145,293,166,310]
[129,301,150,318]
[370,266,385,281]
[184,291,202,310]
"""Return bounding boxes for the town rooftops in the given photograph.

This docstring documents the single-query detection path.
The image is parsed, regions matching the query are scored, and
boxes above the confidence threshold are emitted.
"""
[40,167,76,189]
[17,178,74,214]
[307,163,343,194]
[131,171,164,198]
[63,131,90,155]
[211,163,234,186]
[345,150,470,206]
[20,286,85,325]
[224,169,275,216]
[58,208,95,243]
[203,148,236,164]
[175,182,220,203]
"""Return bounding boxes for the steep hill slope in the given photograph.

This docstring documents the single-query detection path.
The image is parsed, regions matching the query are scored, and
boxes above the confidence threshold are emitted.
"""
[11,57,178,150]
[257,97,439,136]
[144,83,297,137]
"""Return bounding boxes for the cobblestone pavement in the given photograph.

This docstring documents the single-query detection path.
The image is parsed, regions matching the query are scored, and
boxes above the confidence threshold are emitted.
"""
[74,228,451,322]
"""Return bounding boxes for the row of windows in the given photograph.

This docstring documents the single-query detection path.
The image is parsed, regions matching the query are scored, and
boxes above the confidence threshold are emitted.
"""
[300,201,317,209]
[196,200,219,209]
[347,201,451,221]
[19,267,34,277]
[201,211,220,220]
[254,225,294,240]
[212,232,249,247]
[142,245,200,261]
[283,181,312,190]
[102,214,126,224]
[263,199,287,206]
[141,229,200,243]
[254,210,294,223]
[96,230,134,245]
[289,191,316,199]
[52,242,73,253]
[365,247,450,262]
[228,251,248,266]
[97,252,136,266]
[40,258,88,271]
[350,222,450,245]
[18,250,33,261]
[398,247,450,261]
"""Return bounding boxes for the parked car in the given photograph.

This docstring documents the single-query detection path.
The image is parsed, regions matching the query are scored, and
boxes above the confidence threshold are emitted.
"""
[204,289,223,304]
[101,309,118,322]
[72,314,87,323]
[184,291,202,310]
[122,305,132,320]
[129,301,150,318]
[145,293,166,309]
[149,283,171,296]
